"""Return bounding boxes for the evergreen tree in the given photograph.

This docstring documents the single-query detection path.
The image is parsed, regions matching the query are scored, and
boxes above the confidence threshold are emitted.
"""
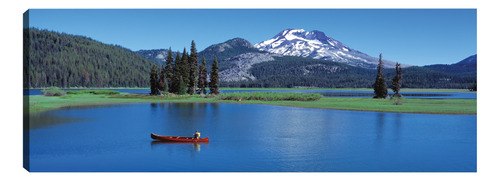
[209,56,220,94]
[181,48,189,80]
[165,48,174,92]
[391,62,403,97]
[159,65,166,91]
[198,56,208,94]
[469,81,477,91]
[188,40,199,95]
[171,52,182,94]
[150,65,159,95]
[177,76,187,95]
[373,54,388,98]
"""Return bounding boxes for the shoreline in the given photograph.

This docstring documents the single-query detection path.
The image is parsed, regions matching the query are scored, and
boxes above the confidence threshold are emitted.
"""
[26,94,477,115]
[25,87,476,93]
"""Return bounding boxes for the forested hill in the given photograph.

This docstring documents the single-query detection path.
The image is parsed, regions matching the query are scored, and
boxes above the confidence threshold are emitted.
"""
[221,55,477,89]
[198,38,265,68]
[24,28,156,88]
[423,54,477,76]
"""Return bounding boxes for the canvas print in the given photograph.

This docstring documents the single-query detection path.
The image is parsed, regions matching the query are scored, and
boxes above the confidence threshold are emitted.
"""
[23,9,476,172]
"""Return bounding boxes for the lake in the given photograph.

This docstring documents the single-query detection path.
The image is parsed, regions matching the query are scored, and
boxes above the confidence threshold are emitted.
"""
[25,89,477,99]
[26,102,476,172]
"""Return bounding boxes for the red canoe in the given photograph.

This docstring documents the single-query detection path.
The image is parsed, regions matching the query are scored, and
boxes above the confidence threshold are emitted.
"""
[151,133,209,142]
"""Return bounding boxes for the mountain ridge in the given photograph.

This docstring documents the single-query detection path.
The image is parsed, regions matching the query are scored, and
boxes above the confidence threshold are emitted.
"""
[424,54,477,76]
[254,29,403,69]
[136,36,476,88]
[199,38,265,63]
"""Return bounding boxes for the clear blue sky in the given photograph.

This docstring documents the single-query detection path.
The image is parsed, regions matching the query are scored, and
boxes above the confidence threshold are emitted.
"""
[28,9,476,66]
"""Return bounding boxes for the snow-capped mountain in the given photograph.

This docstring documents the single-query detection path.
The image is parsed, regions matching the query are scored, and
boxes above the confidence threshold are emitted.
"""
[255,29,400,68]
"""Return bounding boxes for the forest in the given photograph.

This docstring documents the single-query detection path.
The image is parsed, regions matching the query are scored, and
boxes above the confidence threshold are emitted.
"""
[220,56,476,89]
[24,28,156,88]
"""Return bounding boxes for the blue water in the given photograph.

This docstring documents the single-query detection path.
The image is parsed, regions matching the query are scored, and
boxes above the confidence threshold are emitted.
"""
[27,103,476,172]
[24,89,477,99]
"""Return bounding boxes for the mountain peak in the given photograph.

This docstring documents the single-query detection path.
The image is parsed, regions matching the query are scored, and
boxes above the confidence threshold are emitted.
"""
[223,37,254,49]
[256,29,381,68]
[274,29,329,42]
[198,37,263,65]
[255,29,347,53]
[455,54,477,65]
[254,29,402,68]
[280,28,306,35]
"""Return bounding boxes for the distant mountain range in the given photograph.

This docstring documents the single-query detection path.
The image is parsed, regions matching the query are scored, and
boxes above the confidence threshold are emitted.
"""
[136,38,265,70]
[138,29,405,69]
[137,29,476,88]
[24,27,476,89]
[424,54,477,76]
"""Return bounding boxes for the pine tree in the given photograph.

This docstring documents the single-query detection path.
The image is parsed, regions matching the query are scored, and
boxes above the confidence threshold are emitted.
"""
[159,65,166,92]
[198,56,208,94]
[188,40,198,95]
[469,81,477,91]
[209,56,220,94]
[391,62,402,97]
[180,48,189,80]
[150,64,159,95]
[165,48,174,92]
[177,76,187,95]
[171,52,183,94]
[373,53,388,98]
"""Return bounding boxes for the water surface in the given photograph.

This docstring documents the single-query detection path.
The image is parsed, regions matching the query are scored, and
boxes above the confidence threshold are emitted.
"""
[25,89,477,99]
[27,103,476,172]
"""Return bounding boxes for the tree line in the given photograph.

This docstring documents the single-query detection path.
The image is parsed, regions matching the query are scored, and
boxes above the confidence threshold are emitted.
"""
[24,28,155,88]
[149,41,219,95]
[219,55,476,89]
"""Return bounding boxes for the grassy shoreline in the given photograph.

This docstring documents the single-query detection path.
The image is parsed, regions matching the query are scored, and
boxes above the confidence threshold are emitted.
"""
[220,88,475,93]
[27,87,475,93]
[26,93,476,115]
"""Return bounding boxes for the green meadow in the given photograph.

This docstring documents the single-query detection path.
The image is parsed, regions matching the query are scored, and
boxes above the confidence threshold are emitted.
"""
[220,87,475,93]
[26,91,476,115]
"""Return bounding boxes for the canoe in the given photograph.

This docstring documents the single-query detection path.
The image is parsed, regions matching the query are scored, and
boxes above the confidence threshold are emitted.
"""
[151,133,209,142]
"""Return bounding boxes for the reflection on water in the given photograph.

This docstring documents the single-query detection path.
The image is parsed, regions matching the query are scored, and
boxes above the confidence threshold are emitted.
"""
[150,141,207,152]
[27,104,125,130]
[58,104,127,110]
[394,113,402,142]
[150,103,219,133]
[27,103,476,172]
[27,112,88,130]
[374,113,404,146]
[376,112,385,141]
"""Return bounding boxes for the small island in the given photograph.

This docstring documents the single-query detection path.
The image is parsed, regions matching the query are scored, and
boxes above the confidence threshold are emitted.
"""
[26,88,476,115]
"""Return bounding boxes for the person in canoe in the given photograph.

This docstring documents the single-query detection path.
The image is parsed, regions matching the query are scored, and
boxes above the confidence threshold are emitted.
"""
[193,130,201,139]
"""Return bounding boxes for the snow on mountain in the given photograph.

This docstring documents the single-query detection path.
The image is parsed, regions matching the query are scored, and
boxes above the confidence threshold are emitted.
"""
[255,29,401,68]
